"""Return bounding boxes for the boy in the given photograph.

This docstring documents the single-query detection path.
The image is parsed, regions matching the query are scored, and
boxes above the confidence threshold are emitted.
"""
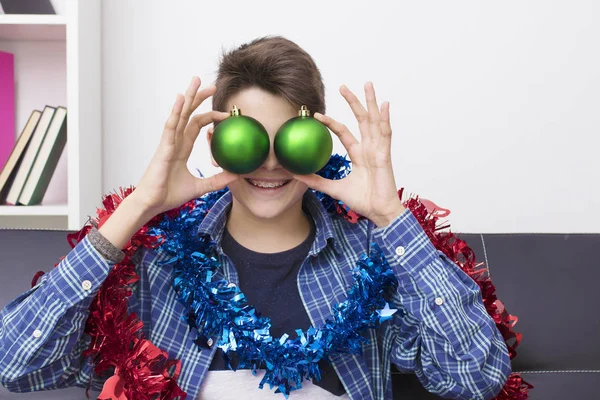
[0,36,510,399]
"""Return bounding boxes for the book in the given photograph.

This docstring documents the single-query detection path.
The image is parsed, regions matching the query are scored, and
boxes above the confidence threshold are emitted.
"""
[0,0,55,14]
[5,106,55,205]
[17,106,67,205]
[0,51,14,172]
[0,110,42,203]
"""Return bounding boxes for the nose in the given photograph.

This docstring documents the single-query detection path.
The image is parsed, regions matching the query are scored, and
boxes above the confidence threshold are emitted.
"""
[260,137,281,171]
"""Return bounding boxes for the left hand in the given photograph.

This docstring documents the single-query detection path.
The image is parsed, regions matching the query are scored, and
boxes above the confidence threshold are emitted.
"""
[293,82,406,228]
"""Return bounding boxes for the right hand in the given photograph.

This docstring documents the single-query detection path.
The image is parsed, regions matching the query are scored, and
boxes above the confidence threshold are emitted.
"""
[130,76,239,218]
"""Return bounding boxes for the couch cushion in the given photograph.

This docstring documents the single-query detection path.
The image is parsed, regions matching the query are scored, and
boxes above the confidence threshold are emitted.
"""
[517,371,600,399]
[390,370,600,400]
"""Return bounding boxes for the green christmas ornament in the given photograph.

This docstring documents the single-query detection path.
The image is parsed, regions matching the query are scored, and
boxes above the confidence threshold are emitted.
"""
[274,105,333,175]
[210,105,270,174]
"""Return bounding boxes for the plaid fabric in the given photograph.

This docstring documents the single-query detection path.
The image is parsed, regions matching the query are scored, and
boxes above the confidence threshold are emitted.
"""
[0,190,511,399]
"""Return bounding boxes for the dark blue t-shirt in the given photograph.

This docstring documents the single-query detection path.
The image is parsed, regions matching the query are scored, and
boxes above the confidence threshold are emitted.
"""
[208,215,346,396]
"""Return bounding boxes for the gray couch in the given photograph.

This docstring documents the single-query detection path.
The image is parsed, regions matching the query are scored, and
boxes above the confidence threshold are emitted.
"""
[0,228,598,399]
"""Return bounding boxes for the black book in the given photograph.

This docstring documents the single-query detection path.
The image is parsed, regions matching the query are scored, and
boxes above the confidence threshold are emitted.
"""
[18,106,67,206]
[0,0,55,14]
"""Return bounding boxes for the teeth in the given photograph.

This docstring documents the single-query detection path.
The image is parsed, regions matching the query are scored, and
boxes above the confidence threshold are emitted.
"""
[248,179,288,188]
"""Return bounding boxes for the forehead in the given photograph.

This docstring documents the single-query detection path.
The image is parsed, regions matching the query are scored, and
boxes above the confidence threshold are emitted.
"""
[225,87,297,133]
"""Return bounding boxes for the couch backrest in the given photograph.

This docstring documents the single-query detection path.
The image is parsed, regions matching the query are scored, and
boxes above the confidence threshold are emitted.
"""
[459,233,600,372]
[0,229,73,308]
[0,229,93,400]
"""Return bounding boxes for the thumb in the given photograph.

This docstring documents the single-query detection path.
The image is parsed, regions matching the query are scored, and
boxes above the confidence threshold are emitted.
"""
[195,171,239,196]
[293,174,336,197]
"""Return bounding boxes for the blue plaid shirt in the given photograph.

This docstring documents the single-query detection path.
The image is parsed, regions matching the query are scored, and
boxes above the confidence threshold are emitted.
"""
[0,190,511,399]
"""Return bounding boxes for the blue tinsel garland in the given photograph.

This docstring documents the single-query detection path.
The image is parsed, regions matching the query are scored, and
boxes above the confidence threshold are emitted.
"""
[147,154,399,397]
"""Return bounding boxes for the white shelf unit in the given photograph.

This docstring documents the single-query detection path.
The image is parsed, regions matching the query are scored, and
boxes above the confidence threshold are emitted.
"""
[0,0,101,230]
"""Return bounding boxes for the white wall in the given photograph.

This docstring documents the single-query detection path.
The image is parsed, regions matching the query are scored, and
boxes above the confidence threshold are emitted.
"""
[101,0,599,234]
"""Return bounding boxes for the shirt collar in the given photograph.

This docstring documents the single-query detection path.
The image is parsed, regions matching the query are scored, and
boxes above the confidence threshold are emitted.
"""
[196,190,340,257]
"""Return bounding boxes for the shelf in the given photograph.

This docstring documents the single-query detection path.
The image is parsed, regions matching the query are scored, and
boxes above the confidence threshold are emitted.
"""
[0,204,69,216]
[0,15,66,41]
[0,0,101,230]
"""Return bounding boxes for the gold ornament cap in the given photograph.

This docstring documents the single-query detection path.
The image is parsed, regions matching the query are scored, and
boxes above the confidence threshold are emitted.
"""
[230,105,241,116]
[298,105,311,117]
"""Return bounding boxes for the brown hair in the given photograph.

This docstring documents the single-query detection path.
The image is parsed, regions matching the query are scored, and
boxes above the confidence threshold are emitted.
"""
[212,36,326,115]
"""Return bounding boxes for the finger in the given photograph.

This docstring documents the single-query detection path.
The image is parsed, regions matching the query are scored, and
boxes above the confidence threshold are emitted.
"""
[313,112,358,154]
[293,173,343,199]
[190,84,217,111]
[365,82,382,138]
[196,170,239,196]
[176,77,201,134]
[340,85,370,135]
[181,85,219,142]
[161,93,185,146]
[184,110,229,143]
[380,101,392,139]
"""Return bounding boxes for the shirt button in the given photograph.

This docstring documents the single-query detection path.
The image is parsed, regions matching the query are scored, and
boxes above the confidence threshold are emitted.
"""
[395,246,406,256]
[207,338,214,347]
[33,329,42,338]
[82,280,92,291]
[434,297,444,306]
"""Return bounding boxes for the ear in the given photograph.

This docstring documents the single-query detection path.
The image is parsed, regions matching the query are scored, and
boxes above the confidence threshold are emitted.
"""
[206,126,219,168]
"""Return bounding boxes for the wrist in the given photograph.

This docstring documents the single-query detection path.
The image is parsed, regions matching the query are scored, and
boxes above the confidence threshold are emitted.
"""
[371,203,406,228]
[98,194,155,249]
[124,191,159,224]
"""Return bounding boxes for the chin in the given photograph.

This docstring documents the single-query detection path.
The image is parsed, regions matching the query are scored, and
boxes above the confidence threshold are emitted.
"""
[237,201,291,220]
[228,178,308,221]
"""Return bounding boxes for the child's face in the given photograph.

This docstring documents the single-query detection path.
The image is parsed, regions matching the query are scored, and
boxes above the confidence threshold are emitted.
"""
[208,86,309,220]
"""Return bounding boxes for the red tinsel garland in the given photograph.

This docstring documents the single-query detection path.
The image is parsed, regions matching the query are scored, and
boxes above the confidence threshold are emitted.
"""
[31,186,532,399]
[35,187,187,399]
[396,188,532,399]
[83,187,186,399]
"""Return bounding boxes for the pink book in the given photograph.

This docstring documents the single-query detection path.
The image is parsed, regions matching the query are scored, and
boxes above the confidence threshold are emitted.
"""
[0,51,15,172]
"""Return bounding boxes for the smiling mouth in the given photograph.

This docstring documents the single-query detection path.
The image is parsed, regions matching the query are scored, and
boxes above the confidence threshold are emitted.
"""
[245,178,292,189]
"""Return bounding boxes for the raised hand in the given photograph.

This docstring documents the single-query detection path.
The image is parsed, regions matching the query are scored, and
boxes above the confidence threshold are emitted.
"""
[131,76,239,217]
[293,82,405,228]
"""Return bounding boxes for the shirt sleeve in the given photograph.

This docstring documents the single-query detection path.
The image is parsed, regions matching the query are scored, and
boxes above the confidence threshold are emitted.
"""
[0,235,117,393]
[371,208,512,400]
[87,226,125,264]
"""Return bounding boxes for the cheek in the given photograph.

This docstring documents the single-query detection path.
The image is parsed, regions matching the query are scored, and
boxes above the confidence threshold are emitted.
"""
[292,180,309,195]
[285,181,310,205]
[227,179,246,194]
